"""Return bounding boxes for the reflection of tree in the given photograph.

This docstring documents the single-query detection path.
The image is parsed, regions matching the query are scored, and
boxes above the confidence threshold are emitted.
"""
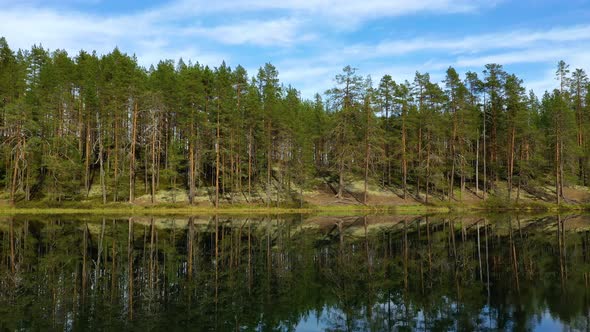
[1,214,590,330]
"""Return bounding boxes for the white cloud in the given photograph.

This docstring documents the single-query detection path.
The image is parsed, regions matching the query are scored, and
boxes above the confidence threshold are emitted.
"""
[181,18,314,46]
[344,25,590,59]
[0,3,311,50]
[0,0,500,70]
[158,0,497,24]
[454,47,575,67]
[2,0,588,100]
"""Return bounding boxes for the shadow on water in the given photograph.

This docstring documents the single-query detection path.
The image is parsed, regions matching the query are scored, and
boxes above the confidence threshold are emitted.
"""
[1,213,590,331]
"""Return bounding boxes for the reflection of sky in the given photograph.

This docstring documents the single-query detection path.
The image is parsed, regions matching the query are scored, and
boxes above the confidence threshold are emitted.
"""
[295,307,328,332]
[292,305,568,331]
[536,311,565,332]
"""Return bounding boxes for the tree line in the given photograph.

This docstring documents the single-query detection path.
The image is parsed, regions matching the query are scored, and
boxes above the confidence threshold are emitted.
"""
[0,37,588,206]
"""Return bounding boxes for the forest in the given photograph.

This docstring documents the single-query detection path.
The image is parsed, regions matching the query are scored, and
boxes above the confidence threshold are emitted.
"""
[0,37,588,207]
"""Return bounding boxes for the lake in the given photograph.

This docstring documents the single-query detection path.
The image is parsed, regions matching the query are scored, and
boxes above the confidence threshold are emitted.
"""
[1,214,589,331]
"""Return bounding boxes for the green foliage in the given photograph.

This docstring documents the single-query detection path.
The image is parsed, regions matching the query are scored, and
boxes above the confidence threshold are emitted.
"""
[0,37,589,208]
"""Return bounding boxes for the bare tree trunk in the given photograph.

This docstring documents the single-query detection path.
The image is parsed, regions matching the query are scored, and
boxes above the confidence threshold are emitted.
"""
[129,102,138,203]
[150,111,158,204]
[248,127,252,197]
[364,148,369,205]
[188,139,195,204]
[364,98,370,205]
[449,153,455,202]
[449,107,458,201]
[97,113,107,204]
[508,125,516,201]
[266,120,272,207]
[556,121,561,205]
[337,157,344,199]
[426,132,431,204]
[460,147,465,202]
[215,103,220,208]
[85,115,91,197]
[144,143,149,195]
[230,130,235,200]
[24,136,30,202]
[10,125,21,206]
[516,144,524,203]
[402,107,407,199]
[560,140,565,200]
[78,99,84,155]
[114,113,119,202]
[576,85,585,185]
[483,104,487,200]
[476,131,479,196]
[417,126,422,199]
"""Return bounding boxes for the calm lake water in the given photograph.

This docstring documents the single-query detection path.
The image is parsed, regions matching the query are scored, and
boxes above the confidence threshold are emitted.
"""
[1,214,590,331]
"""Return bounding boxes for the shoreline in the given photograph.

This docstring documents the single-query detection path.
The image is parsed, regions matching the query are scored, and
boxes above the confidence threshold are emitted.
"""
[0,204,446,216]
[0,201,587,216]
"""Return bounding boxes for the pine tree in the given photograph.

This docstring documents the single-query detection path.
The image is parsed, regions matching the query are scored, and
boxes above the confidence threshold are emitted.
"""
[326,66,366,199]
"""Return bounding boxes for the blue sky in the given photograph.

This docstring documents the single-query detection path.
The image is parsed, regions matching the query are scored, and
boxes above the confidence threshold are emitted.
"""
[1,0,590,98]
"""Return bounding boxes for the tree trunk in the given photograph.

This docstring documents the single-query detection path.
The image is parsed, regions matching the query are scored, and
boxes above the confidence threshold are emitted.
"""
[508,125,516,201]
[364,96,370,205]
[401,107,407,199]
[113,112,119,202]
[129,102,138,203]
[476,131,479,196]
[266,119,272,207]
[24,136,30,201]
[417,126,422,199]
[10,125,21,206]
[188,140,195,205]
[337,157,344,199]
[215,102,220,208]
[151,112,157,204]
[426,131,430,204]
[560,139,565,200]
[97,112,106,204]
[85,115,91,197]
[364,151,369,204]
[449,106,458,201]
[248,127,252,197]
[483,104,487,200]
[556,122,561,205]
[144,145,148,195]
[516,144,523,203]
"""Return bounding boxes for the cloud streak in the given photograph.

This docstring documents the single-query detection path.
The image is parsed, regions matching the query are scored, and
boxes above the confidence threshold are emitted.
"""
[153,0,496,21]
[342,24,590,59]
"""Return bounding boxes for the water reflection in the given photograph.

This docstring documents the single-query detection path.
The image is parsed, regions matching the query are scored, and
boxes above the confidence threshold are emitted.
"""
[1,214,590,331]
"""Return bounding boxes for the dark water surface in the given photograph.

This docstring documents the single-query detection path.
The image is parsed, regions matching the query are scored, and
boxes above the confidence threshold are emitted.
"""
[1,214,590,331]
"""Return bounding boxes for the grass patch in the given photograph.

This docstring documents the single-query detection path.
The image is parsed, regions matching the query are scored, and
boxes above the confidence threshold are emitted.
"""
[0,192,586,216]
